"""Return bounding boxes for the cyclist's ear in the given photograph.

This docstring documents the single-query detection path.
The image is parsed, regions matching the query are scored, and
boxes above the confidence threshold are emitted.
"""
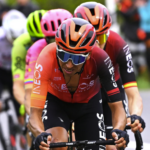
[87,52,91,60]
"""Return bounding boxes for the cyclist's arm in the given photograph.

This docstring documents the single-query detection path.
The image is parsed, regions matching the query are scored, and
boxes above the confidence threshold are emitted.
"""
[13,80,25,105]
[95,50,126,130]
[11,44,27,104]
[24,42,44,115]
[117,44,143,116]
[24,49,35,115]
[28,46,51,137]
[108,101,126,130]
[25,89,32,115]
[27,107,44,137]
[125,87,143,115]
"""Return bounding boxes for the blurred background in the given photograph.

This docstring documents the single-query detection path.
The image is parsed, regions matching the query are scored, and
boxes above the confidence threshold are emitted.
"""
[0,0,150,150]
[1,0,149,89]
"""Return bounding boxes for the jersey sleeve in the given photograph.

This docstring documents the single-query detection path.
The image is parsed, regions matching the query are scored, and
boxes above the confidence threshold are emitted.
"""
[93,47,121,103]
[30,45,51,109]
[11,44,27,81]
[24,49,35,89]
[24,39,47,89]
[116,44,137,89]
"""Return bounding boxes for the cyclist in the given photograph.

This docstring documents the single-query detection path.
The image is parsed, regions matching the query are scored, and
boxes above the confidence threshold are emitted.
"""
[74,2,146,150]
[0,9,27,150]
[11,9,47,106]
[11,9,47,150]
[24,9,73,115]
[27,18,129,150]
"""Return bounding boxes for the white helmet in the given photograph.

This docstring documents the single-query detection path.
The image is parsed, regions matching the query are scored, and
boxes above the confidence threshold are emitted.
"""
[2,9,27,42]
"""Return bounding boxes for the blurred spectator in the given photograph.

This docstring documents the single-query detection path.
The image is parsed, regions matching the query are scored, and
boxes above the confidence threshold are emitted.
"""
[0,0,6,5]
[137,0,150,78]
[14,0,40,17]
[117,0,148,76]
[0,4,11,26]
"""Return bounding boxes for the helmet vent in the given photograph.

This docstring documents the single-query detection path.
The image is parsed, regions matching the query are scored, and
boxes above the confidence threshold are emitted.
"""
[58,19,61,26]
[103,9,107,27]
[33,15,39,33]
[100,27,108,33]
[89,8,95,15]
[51,21,55,31]
[76,13,83,19]
[69,26,81,47]
[56,29,59,37]
[89,34,96,46]
[75,24,81,32]
[61,24,66,43]
[28,23,33,33]
[39,12,42,21]
[80,31,93,47]
[59,42,68,49]
[93,19,100,30]
[44,23,48,31]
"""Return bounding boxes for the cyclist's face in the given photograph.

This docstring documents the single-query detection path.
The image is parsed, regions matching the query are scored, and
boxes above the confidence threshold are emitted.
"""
[58,58,84,76]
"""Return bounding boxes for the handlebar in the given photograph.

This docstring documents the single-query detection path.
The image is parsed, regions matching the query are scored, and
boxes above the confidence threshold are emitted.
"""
[106,125,143,150]
[49,139,115,148]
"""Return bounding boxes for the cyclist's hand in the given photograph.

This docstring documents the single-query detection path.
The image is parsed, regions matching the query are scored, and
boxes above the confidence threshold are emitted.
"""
[127,115,146,133]
[111,129,129,149]
[34,132,52,150]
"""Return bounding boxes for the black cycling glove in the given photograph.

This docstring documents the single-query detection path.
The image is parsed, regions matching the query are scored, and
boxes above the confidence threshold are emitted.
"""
[33,132,52,150]
[111,129,129,146]
[128,115,146,129]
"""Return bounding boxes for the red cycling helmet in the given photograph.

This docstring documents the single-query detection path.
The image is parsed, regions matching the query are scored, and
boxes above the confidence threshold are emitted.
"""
[41,9,73,37]
[55,18,96,54]
[74,2,112,35]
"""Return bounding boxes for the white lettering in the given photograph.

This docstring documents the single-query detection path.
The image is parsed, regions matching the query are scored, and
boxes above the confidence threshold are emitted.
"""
[99,131,106,140]
[34,79,41,85]
[123,45,134,73]
[104,57,117,88]
[35,63,43,71]
[42,100,48,122]
[97,113,104,121]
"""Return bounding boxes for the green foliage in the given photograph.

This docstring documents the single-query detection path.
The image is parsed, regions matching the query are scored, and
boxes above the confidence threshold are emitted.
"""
[136,71,150,89]
[7,0,105,13]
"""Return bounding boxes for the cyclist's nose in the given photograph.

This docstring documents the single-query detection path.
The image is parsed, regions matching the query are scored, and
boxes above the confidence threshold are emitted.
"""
[66,60,74,68]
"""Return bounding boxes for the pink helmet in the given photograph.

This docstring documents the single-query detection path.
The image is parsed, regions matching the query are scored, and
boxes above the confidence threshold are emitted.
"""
[41,9,73,37]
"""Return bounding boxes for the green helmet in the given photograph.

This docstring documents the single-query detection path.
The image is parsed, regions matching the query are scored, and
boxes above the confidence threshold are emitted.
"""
[26,10,47,38]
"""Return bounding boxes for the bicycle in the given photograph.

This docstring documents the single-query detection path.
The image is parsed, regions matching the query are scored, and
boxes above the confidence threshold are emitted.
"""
[47,123,143,150]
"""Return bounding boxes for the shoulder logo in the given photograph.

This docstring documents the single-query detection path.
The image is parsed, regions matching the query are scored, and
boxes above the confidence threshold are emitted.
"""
[53,77,61,81]
[83,74,94,79]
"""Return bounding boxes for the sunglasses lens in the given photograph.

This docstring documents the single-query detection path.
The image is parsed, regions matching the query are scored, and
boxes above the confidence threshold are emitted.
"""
[96,34,107,45]
[57,50,86,65]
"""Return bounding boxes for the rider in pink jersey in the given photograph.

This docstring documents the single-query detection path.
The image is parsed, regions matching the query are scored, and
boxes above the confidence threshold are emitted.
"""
[24,9,73,115]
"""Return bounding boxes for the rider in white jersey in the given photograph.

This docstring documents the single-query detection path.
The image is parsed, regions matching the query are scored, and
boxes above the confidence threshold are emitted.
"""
[0,9,27,150]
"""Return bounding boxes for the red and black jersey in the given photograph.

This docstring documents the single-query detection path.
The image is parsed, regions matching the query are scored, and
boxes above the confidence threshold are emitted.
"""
[105,30,137,89]
[31,42,121,108]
